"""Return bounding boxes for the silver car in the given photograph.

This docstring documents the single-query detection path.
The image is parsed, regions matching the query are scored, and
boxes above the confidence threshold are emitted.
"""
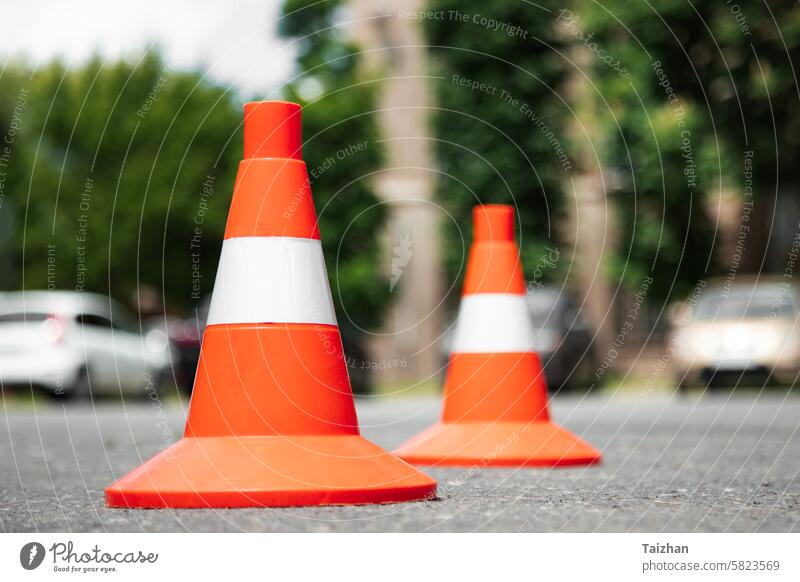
[670,278,800,388]
[0,291,172,398]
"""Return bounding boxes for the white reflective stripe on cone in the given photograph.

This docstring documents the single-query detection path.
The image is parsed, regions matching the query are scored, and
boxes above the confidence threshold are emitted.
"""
[206,237,337,326]
[450,293,535,354]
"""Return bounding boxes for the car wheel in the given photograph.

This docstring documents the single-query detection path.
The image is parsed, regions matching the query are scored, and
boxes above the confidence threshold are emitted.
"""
[558,355,594,392]
[576,353,598,391]
[54,367,92,400]
[348,364,372,396]
[152,369,183,401]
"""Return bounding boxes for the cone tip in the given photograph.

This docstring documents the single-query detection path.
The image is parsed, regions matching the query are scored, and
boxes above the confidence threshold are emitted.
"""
[243,101,302,160]
[473,204,515,243]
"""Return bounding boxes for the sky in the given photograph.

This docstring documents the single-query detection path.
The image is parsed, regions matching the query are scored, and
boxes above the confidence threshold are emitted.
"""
[0,0,296,97]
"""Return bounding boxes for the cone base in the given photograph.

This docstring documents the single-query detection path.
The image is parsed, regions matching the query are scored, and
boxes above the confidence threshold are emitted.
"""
[106,435,436,508]
[394,421,601,468]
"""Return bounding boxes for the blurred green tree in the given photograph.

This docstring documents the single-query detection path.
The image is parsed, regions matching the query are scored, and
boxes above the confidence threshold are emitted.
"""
[424,0,571,290]
[279,0,387,332]
[581,0,800,298]
[424,0,799,302]
[0,53,241,313]
[0,12,389,328]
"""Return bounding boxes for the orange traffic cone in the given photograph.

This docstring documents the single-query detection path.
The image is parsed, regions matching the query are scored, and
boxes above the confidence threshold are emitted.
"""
[106,101,436,508]
[395,205,601,467]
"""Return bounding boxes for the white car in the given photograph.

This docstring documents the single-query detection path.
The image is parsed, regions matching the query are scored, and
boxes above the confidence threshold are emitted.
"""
[670,278,800,388]
[0,291,172,398]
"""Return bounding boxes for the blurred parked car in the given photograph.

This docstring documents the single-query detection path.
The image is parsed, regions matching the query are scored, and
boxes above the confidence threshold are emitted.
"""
[442,286,598,390]
[527,287,597,390]
[144,314,202,396]
[0,291,172,398]
[670,278,800,388]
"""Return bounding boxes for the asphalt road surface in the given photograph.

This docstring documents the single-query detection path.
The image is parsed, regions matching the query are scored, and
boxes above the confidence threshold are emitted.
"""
[2,391,798,532]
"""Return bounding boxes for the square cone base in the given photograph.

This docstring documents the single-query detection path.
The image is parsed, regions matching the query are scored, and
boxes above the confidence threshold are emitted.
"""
[394,420,601,468]
[106,435,437,508]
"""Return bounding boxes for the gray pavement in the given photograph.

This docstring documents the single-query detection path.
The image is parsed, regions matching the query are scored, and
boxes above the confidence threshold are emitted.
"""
[1,391,799,532]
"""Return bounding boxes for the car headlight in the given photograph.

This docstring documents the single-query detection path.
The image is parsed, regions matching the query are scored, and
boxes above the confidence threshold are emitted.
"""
[40,317,64,344]
[145,329,169,353]
[722,326,752,353]
[675,327,718,358]
[751,326,787,358]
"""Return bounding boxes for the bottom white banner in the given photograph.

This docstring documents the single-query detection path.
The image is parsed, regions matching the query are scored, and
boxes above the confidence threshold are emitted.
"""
[1,533,797,581]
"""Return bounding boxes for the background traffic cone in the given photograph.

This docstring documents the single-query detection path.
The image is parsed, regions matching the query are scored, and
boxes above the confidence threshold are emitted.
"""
[106,101,436,508]
[395,205,601,467]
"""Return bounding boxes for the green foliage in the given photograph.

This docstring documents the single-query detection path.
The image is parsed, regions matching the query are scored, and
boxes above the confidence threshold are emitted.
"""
[0,5,388,328]
[424,0,571,289]
[583,0,800,298]
[0,53,241,311]
[425,0,799,301]
[279,0,387,331]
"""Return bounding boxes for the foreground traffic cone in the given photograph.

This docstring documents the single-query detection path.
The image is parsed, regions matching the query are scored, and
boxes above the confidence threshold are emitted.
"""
[107,101,436,507]
[395,205,601,467]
